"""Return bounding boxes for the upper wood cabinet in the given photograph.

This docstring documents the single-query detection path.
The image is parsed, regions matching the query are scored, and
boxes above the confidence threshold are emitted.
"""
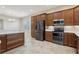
[74,6,79,25]
[63,9,73,25]
[37,13,47,21]
[53,11,63,19]
[45,13,54,26]
[31,16,37,30]
[31,16,37,38]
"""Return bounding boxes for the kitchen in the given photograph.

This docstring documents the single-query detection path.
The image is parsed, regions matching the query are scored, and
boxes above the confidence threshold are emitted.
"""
[31,5,79,54]
[0,5,79,54]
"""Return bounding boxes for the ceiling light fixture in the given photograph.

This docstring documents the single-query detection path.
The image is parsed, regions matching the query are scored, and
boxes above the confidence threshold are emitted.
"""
[8,19,15,22]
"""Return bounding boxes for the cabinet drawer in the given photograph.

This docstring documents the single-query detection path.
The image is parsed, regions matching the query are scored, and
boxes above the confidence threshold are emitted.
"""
[7,40,23,50]
[17,33,24,38]
[7,33,24,42]
[7,34,18,39]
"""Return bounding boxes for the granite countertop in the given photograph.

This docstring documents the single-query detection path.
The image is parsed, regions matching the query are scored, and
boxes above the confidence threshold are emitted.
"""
[0,30,24,35]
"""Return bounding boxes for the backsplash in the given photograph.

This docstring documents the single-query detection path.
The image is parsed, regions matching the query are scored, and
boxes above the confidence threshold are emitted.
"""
[64,26,74,32]
[45,25,79,36]
[45,26,54,31]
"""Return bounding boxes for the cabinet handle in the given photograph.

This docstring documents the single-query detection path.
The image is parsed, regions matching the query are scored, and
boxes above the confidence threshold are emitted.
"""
[0,40,1,44]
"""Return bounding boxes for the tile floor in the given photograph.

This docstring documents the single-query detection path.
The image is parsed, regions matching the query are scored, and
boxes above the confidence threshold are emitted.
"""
[4,38,76,54]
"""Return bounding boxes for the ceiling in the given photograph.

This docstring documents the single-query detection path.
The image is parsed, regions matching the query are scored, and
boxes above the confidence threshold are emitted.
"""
[0,5,64,18]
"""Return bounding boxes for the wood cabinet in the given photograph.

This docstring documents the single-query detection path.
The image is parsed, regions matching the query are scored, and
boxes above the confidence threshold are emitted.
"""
[31,16,37,38]
[45,13,54,26]
[74,6,79,25]
[77,38,79,53]
[53,11,63,19]
[0,33,24,53]
[0,35,7,53]
[63,9,73,25]
[0,40,1,53]
[64,33,77,48]
[45,31,53,42]
[37,13,47,21]
[7,33,24,50]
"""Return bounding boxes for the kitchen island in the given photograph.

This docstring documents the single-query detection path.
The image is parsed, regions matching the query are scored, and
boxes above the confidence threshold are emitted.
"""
[0,30,24,53]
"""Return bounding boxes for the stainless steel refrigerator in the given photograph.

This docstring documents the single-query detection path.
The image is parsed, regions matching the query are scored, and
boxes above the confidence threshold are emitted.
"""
[36,20,45,41]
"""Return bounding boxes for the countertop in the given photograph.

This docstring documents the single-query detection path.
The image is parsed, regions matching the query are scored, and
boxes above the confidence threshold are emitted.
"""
[0,30,24,35]
[45,26,79,37]
[45,29,79,37]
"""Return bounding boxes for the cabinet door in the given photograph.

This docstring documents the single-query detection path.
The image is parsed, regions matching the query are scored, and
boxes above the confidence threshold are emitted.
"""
[68,34,77,48]
[68,34,74,47]
[0,35,7,53]
[74,6,79,25]
[53,11,63,19]
[37,15,41,21]
[45,13,54,26]
[37,14,47,21]
[31,16,37,30]
[40,14,47,20]
[64,33,77,48]
[31,16,37,38]
[64,33,69,46]
[63,9,73,25]
[45,32,53,42]
[77,39,79,53]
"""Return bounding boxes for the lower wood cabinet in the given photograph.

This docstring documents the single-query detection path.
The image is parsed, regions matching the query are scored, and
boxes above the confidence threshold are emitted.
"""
[7,33,24,50]
[45,31,53,42]
[31,30,36,38]
[0,35,7,53]
[64,33,77,48]
[77,38,79,54]
[0,33,24,53]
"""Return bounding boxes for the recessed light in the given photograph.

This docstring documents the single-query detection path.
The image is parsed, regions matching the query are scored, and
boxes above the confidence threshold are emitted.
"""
[2,6,5,8]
